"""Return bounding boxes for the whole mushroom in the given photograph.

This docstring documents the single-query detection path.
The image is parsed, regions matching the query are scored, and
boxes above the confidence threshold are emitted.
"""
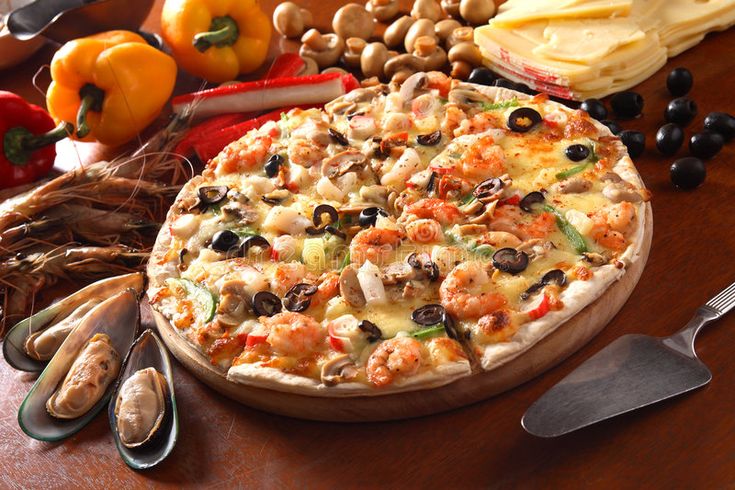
[435,19,462,43]
[344,37,367,68]
[384,53,426,84]
[299,29,345,69]
[448,41,483,68]
[446,25,474,49]
[459,0,496,25]
[333,3,375,41]
[404,18,436,53]
[411,0,444,22]
[366,0,400,23]
[361,42,391,79]
[413,36,447,71]
[441,0,461,18]
[384,16,415,49]
[273,2,313,39]
[299,56,319,75]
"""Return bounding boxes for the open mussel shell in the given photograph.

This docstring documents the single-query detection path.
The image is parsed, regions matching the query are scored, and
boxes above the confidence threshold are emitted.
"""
[17,289,139,442]
[4,273,144,372]
[108,329,178,470]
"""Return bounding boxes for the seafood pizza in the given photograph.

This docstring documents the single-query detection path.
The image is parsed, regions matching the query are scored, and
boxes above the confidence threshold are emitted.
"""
[147,72,651,395]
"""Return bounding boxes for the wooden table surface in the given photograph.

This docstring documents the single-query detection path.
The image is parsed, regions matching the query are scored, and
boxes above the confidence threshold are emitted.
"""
[2,1,735,488]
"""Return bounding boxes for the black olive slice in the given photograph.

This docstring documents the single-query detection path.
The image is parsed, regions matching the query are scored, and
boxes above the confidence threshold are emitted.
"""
[358,207,389,227]
[239,235,270,255]
[358,320,382,342]
[564,144,591,162]
[305,226,326,235]
[542,269,567,287]
[325,225,346,239]
[252,291,282,317]
[313,204,339,227]
[443,313,461,341]
[198,186,229,206]
[426,171,438,193]
[519,191,545,212]
[492,248,529,275]
[411,304,445,326]
[473,177,504,200]
[264,154,284,178]
[211,230,240,252]
[328,128,349,146]
[507,107,542,133]
[283,283,318,312]
[417,130,442,146]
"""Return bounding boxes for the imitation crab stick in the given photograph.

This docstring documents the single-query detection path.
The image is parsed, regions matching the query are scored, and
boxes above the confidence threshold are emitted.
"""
[172,72,360,119]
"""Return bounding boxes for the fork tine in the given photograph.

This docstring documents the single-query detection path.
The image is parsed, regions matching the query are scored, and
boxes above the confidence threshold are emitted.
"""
[706,281,735,315]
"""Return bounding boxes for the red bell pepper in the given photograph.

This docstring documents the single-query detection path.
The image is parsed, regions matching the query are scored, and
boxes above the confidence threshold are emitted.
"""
[527,293,551,320]
[0,91,72,189]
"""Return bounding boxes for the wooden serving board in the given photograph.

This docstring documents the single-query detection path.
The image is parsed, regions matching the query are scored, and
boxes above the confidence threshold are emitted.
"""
[153,204,652,422]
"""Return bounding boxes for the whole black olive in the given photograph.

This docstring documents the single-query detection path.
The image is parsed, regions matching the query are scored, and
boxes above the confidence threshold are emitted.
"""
[610,91,644,119]
[670,157,705,190]
[328,128,349,146]
[493,78,517,90]
[689,131,724,160]
[468,67,495,86]
[283,283,318,312]
[619,130,646,158]
[198,186,228,206]
[473,177,504,199]
[211,230,239,252]
[564,144,591,162]
[703,112,735,141]
[264,154,284,178]
[239,235,270,255]
[358,207,389,227]
[507,107,542,133]
[412,304,446,326]
[492,248,529,275]
[580,99,607,121]
[252,291,282,317]
[665,97,698,126]
[519,191,545,212]
[666,67,693,97]
[655,123,684,156]
[358,320,382,342]
[313,204,339,227]
[417,130,442,146]
[600,119,622,135]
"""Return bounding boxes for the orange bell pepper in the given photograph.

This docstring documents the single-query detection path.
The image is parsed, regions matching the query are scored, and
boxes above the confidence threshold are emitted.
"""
[161,0,272,83]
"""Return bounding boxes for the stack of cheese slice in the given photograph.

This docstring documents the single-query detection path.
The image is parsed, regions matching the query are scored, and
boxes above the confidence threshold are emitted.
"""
[474,0,735,100]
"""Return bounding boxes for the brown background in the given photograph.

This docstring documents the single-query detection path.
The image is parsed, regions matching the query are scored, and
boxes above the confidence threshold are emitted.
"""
[2,1,735,488]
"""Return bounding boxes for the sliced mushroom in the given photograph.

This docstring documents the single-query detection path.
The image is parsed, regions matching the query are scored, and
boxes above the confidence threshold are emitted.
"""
[261,188,291,205]
[221,202,259,223]
[448,87,489,106]
[551,177,592,194]
[398,71,429,106]
[339,265,367,308]
[602,182,643,203]
[321,355,359,386]
[359,185,389,205]
[517,239,556,260]
[322,150,368,178]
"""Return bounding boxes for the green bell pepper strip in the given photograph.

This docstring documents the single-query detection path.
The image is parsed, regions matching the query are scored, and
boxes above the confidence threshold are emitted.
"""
[543,204,588,254]
[174,278,217,322]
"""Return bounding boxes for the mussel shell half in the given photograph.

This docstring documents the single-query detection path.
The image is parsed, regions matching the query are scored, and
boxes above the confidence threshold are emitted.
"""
[108,329,178,470]
[17,289,139,442]
[24,299,101,361]
[4,273,144,372]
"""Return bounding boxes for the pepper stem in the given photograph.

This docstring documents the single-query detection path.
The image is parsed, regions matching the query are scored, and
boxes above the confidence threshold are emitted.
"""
[76,84,105,139]
[193,16,239,52]
[3,122,74,166]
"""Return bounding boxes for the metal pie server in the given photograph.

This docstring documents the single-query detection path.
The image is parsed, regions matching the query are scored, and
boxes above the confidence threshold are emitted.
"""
[522,280,735,437]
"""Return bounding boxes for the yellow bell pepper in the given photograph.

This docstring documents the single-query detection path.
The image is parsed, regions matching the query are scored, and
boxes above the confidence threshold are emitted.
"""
[46,31,177,146]
[161,0,271,83]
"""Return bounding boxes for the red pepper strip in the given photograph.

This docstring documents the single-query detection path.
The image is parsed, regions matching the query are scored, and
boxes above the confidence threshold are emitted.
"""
[0,91,72,189]
[498,194,521,206]
[172,73,360,119]
[173,113,250,159]
[193,104,321,161]
[527,293,550,320]
[265,53,306,79]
